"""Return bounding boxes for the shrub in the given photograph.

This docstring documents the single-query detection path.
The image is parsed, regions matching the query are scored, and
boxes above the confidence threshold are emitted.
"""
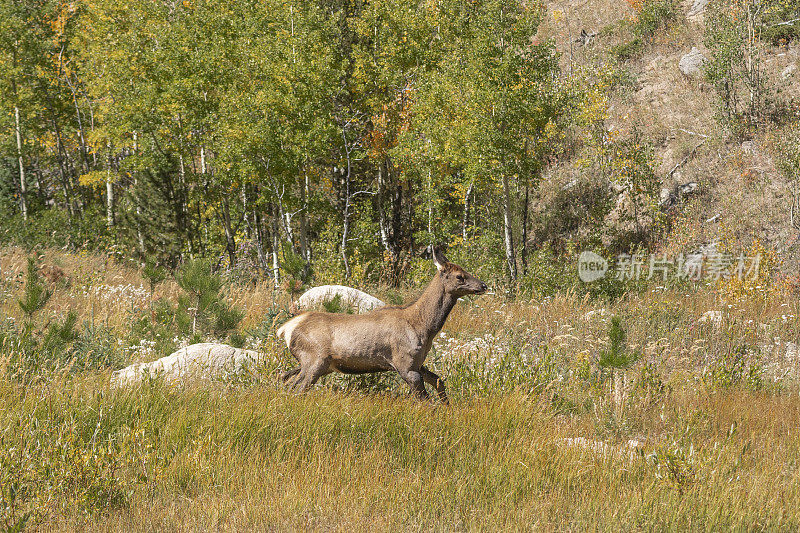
[630,0,678,40]
[175,259,243,338]
[611,0,679,60]
[18,257,50,323]
[703,344,764,390]
[704,0,786,132]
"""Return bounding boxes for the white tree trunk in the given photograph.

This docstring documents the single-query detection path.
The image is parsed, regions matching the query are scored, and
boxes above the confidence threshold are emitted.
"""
[106,142,115,228]
[133,132,145,256]
[272,213,281,289]
[502,173,517,282]
[15,106,27,220]
[462,179,473,243]
[298,172,311,263]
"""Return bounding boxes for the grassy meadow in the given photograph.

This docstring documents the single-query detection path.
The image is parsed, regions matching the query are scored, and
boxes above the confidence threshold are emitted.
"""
[2,247,800,530]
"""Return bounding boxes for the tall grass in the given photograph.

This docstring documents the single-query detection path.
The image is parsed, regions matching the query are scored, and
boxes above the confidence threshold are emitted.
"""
[2,246,800,530]
[2,378,799,531]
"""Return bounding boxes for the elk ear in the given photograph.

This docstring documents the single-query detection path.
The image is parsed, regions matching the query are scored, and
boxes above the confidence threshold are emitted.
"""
[431,246,448,271]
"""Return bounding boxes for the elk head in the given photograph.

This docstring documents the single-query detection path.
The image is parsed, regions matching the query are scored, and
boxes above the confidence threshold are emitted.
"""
[431,246,488,297]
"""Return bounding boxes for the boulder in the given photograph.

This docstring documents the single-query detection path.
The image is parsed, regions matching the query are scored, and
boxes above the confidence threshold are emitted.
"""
[782,64,797,81]
[296,285,385,313]
[111,343,261,386]
[688,0,709,16]
[659,181,700,210]
[679,47,707,77]
[583,308,610,321]
[699,310,723,327]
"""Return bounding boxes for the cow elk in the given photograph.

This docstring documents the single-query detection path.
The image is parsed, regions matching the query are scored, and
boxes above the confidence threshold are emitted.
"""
[276,247,488,402]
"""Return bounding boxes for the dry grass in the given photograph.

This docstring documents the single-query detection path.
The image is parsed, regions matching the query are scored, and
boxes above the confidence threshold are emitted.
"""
[4,380,800,531]
[2,247,800,530]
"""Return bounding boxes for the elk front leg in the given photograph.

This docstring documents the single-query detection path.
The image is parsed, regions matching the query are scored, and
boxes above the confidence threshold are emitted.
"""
[281,368,300,382]
[420,366,448,404]
[396,368,429,400]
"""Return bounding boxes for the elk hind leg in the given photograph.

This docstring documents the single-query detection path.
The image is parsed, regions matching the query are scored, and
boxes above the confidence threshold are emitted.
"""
[294,358,330,393]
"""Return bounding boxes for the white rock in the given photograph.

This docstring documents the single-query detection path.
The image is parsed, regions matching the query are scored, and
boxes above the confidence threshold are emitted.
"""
[296,285,385,313]
[782,64,797,80]
[699,310,723,326]
[583,308,610,321]
[111,343,261,386]
[688,0,709,16]
[659,188,673,206]
[557,437,645,460]
[679,47,708,77]
[785,342,798,361]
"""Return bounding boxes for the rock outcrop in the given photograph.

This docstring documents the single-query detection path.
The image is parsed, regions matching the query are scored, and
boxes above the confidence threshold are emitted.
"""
[679,47,707,77]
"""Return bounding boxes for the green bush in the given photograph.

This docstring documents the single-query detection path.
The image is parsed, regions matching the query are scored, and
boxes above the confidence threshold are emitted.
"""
[633,0,678,39]
[704,0,788,131]
[703,344,764,391]
[610,0,679,61]
[175,259,243,339]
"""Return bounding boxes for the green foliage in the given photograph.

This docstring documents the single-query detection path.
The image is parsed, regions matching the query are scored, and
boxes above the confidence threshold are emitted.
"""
[647,441,701,495]
[610,38,645,62]
[774,122,800,187]
[599,317,640,370]
[520,246,630,300]
[0,0,681,291]
[17,257,50,321]
[124,302,180,359]
[703,344,764,390]
[760,0,800,44]
[4,310,124,379]
[610,0,679,61]
[175,259,243,338]
[321,294,353,314]
[633,0,679,40]
[142,260,166,297]
[72,322,123,370]
[704,0,788,131]
[41,311,79,355]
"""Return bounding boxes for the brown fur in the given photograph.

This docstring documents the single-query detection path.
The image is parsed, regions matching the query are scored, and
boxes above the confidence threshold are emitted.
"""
[276,248,487,402]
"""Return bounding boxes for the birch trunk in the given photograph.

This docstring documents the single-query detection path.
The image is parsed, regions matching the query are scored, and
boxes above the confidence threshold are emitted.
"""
[271,209,281,289]
[376,162,394,258]
[221,196,236,267]
[462,179,473,243]
[254,209,269,273]
[133,133,145,256]
[106,142,114,228]
[15,106,27,220]
[340,136,354,280]
[521,178,529,276]
[427,170,433,238]
[298,172,311,263]
[502,173,517,282]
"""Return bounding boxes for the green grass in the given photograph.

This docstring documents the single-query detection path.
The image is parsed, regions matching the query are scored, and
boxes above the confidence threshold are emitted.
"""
[2,247,800,530]
[2,375,800,531]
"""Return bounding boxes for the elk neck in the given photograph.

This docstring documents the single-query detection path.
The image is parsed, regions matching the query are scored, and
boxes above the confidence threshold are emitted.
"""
[406,272,458,337]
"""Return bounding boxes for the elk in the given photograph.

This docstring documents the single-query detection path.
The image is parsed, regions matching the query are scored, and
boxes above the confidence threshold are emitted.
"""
[276,247,488,402]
